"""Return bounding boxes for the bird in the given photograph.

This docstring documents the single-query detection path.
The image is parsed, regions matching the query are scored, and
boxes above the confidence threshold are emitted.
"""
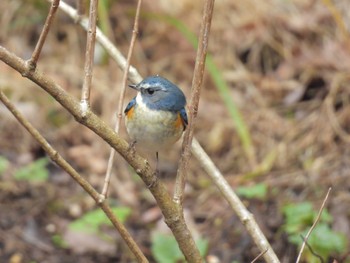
[124,76,188,169]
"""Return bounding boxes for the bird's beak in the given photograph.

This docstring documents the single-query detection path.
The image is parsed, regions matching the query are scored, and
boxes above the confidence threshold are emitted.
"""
[128,84,140,91]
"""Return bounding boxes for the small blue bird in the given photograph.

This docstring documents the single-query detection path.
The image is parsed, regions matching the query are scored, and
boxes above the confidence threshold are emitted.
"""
[124,76,188,164]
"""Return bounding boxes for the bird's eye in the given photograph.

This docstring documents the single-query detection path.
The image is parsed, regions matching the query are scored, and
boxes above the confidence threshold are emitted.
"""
[147,88,155,95]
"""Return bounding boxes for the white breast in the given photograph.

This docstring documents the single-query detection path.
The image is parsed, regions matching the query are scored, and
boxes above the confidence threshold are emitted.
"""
[125,94,183,151]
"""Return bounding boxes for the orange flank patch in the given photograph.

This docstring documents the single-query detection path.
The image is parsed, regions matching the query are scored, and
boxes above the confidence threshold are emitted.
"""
[175,112,186,130]
[126,105,135,119]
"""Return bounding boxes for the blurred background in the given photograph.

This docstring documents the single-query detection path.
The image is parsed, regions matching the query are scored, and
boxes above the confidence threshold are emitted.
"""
[1,0,350,262]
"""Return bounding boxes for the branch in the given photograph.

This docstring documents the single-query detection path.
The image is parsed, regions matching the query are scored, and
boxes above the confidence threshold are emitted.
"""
[192,139,280,262]
[296,187,332,263]
[251,248,268,263]
[56,0,142,84]
[173,0,215,205]
[0,90,148,263]
[81,0,99,113]
[100,0,143,202]
[27,0,60,70]
[0,45,201,263]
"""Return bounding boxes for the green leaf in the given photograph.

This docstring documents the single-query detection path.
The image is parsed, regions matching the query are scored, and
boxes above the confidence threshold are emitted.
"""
[51,234,68,248]
[151,233,208,263]
[236,183,267,199]
[0,156,9,175]
[14,157,49,182]
[282,202,333,235]
[69,207,131,234]
[308,224,347,254]
[282,202,314,232]
[152,233,184,263]
[291,223,347,261]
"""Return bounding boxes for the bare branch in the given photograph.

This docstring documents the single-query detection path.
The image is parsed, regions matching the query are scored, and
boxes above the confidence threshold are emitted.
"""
[0,45,201,263]
[100,0,143,202]
[173,0,215,205]
[192,139,280,263]
[251,248,268,263]
[53,0,143,84]
[0,90,148,263]
[296,187,332,263]
[81,0,99,113]
[26,0,60,71]
[300,235,324,263]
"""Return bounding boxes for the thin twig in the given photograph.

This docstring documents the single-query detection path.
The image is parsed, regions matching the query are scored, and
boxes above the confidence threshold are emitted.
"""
[0,90,148,263]
[26,0,60,71]
[173,0,215,205]
[296,187,332,263]
[100,0,142,202]
[81,0,98,114]
[251,248,268,263]
[192,139,280,263]
[54,0,142,84]
[300,235,324,263]
[51,2,279,260]
[0,45,201,263]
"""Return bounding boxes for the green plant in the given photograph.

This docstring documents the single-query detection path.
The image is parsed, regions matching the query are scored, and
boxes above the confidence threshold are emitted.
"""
[151,233,208,263]
[51,234,68,248]
[69,207,131,236]
[0,155,9,175]
[282,202,347,262]
[236,183,267,199]
[14,157,49,182]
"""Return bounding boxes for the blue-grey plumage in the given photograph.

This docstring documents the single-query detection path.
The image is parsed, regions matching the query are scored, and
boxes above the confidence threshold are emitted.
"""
[124,76,188,151]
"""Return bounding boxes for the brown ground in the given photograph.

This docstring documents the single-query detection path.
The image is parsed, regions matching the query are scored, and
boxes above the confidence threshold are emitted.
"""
[1,0,350,262]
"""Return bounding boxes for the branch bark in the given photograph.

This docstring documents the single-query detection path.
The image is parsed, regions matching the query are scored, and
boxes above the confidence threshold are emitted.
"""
[81,0,99,112]
[101,0,143,202]
[27,0,60,70]
[174,0,215,205]
[192,139,280,263]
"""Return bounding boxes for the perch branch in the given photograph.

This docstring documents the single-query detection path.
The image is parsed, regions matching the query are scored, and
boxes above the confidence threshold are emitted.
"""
[0,46,201,263]
[173,0,215,205]
[296,187,332,263]
[81,0,99,113]
[100,0,143,202]
[0,90,148,263]
[26,0,60,71]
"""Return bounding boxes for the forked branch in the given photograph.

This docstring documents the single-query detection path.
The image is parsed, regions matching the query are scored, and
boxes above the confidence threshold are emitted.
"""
[27,0,60,70]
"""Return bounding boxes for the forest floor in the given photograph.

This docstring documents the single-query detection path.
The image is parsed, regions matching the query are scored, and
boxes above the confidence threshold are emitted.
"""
[1,0,350,262]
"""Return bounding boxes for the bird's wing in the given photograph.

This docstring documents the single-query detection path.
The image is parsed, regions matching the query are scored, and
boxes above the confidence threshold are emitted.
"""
[124,97,137,116]
[180,108,188,129]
